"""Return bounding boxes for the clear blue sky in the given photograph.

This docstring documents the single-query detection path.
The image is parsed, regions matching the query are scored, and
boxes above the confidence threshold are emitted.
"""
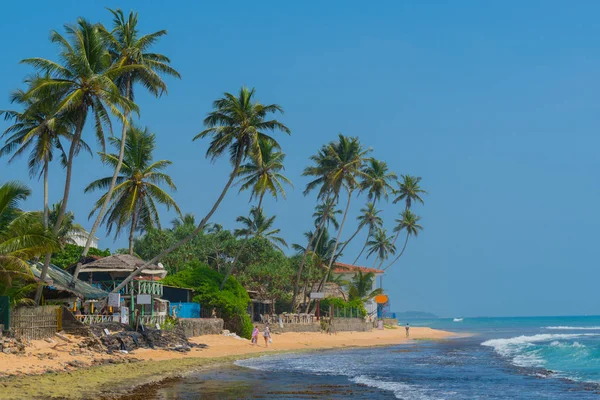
[2,1,600,317]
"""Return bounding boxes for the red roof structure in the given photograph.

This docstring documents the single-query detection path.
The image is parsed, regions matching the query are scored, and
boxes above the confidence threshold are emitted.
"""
[332,262,384,275]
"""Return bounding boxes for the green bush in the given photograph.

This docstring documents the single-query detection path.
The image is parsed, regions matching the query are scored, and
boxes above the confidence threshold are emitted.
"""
[51,244,111,269]
[162,261,252,339]
[319,297,367,318]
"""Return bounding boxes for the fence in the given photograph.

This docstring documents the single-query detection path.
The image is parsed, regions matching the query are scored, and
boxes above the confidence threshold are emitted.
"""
[11,306,61,340]
[319,305,365,319]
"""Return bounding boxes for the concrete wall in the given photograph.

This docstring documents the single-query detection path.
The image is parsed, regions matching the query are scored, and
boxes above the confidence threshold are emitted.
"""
[177,318,224,337]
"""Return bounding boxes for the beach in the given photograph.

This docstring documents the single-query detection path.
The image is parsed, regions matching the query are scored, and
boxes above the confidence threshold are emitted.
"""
[0,326,455,399]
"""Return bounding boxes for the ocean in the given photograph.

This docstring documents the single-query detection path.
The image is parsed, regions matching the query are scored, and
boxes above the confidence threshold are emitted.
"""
[155,316,600,399]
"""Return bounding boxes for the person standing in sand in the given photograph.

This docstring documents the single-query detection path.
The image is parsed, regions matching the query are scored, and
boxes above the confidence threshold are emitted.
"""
[251,326,259,345]
[405,323,410,338]
[263,325,271,347]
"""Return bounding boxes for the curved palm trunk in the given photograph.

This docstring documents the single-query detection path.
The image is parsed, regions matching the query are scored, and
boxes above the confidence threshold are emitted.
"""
[335,222,363,263]
[352,240,368,265]
[75,82,131,279]
[220,193,265,290]
[316,190,352,294]
[112,150,244,294]
[291,217,326,311]
[33,157,51,304]
[128,206,138,256]
[383,233,409,271]
[43,156,49,230]
[299,225,326,312]
[36,115,85,304]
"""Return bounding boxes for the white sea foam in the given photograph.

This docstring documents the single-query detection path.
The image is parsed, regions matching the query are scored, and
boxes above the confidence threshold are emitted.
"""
[544,326,600,330]
[481,333,599,368]
[549,340,586,349]
[350,375,438,400]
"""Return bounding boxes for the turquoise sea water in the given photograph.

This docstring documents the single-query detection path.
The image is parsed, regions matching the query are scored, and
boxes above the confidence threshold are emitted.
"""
[156,316,600,399]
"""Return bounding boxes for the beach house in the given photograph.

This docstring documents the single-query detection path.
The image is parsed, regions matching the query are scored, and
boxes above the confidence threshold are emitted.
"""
[331,262,384,316]
[67,254,169,325]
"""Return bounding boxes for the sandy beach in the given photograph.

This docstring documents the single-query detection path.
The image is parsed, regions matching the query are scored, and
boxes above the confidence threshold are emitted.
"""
[0,327,457,399]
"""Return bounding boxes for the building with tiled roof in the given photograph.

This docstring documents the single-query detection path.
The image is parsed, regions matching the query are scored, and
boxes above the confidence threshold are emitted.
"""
[331,262,384,315]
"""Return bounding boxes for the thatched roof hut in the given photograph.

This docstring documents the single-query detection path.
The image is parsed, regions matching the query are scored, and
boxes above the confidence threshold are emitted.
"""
[69,254,167,281]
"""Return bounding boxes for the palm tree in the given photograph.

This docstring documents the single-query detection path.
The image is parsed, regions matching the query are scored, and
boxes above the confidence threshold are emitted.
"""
[290,198,341,310]
[389,175,426,254]
[237,140,292,208]
[303,134,370,293]
[384,210,423,270]
[393,175,426,211]
[22,18,137,235]
[0,86,76,231]
[112,87,289,293]
[347,270,383,302]
[365,228,396,268]
[82,9,181,262]
[227,139,293,280]
[171,213,196,230]
[0,182,59,300]
[351,203,384,264]
[33,202,87,247]
[234,206,288,251]
[85,124,181,256]
[22,18,137,301]
[360,159,397,203]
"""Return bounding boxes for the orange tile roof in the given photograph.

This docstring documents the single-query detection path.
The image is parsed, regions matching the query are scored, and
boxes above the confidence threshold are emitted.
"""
[332,262,384,274]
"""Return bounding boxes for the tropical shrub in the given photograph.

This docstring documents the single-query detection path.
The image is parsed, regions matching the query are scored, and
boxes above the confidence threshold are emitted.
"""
[319,297,367,318]
[163,261,252,338]
[51,244,111,269]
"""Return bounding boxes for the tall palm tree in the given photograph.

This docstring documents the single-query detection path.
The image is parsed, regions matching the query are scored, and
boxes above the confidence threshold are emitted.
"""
[291,198,340,310]
[23,18,137,302]
[85,124,181,255]
[112,87,289,293]
[351,203,384,264]
[384,210,423,270]
[393,175,426,211]
[234,206,288,251]
[347,270,383,302]
[389,175,426,253]
[0,182,59,298]
[227,139,293,279]
[22,18,137,235]
[360,159,397,203]
[303,134,370,293]
[365,228,396,268]
[82,9,181,262]
[0,86,75,231]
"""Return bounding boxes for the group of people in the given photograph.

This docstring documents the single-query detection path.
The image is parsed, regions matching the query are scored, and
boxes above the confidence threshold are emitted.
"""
[251,324,272,347]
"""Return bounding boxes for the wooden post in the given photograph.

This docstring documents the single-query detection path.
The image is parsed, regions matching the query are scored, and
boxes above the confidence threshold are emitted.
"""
[316,299,320,321]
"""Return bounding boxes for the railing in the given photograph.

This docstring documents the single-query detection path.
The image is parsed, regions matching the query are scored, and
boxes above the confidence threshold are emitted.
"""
[137,314,167,326]
[260,313,315,324]
[91,281,163,296]
[75,315,118,324]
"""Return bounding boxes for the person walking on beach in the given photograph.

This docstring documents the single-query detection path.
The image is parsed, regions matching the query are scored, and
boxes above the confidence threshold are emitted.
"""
[405,323,410,338]
[251,326,259,345]
[263,325,272,347]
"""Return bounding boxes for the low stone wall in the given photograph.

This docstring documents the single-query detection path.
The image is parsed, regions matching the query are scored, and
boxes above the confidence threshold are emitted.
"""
[333,318,372,332]
[177,318,224,337]
[383,318,399,326]
[255,317,372,334]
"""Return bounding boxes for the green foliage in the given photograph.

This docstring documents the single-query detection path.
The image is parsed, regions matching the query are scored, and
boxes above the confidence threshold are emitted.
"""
[51,244,110,269]
[160,315,178,331]
[319,297,367,318]
[163,262,252,339]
